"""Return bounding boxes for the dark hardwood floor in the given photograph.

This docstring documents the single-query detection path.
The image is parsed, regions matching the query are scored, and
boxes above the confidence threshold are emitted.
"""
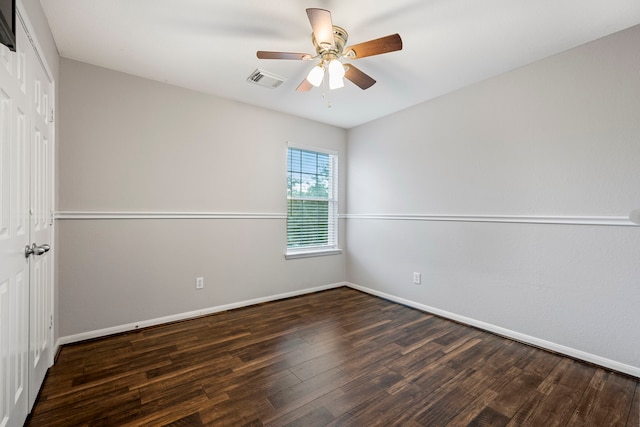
[27,287,639,426]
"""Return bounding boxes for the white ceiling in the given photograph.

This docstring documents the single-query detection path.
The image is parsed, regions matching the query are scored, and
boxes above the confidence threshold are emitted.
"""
[40,0,640,129]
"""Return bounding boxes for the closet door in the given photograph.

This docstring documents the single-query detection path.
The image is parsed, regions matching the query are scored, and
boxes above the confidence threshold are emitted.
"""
[27,23,54,408]
[0,16,30,427]
[0,10,54,424]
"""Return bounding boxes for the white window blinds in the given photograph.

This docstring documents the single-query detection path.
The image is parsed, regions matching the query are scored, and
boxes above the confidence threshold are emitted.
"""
[287,147,338,252]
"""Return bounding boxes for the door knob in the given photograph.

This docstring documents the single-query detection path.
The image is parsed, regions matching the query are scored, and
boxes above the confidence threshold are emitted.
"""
[25,243,51,258]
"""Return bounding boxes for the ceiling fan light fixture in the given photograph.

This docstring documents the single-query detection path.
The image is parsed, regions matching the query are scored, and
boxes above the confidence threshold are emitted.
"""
[329,77,344,90]
[306,64,324,87]
[328,59,345,89]
[328,59,345,77]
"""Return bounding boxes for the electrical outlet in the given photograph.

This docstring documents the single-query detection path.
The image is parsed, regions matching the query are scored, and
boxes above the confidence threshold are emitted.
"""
[195,277,204,290]
[413,272,421,285]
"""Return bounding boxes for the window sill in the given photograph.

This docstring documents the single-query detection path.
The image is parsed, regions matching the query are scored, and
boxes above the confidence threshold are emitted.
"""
[284,248,343,260]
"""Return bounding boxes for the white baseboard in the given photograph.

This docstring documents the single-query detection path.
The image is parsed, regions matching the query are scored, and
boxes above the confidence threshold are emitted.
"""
[346,282,640,378]
[56,282,346,348]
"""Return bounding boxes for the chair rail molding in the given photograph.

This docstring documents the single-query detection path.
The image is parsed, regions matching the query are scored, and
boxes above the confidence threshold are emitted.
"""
[55,211,287,220]
[341,213,636,227]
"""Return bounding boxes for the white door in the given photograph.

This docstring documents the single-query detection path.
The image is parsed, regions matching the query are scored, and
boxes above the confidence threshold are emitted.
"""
[27,25,54,408]
[0,9,54,426]
[0,15,31,427]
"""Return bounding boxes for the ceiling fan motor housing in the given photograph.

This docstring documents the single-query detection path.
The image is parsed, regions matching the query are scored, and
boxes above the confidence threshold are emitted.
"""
[312,25,348,59]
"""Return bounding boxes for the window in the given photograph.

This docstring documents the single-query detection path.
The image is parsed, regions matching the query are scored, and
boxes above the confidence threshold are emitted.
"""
[286,146,340,258]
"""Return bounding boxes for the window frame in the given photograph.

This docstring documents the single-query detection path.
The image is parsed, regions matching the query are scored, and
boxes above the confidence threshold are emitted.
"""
[285,144,341,259]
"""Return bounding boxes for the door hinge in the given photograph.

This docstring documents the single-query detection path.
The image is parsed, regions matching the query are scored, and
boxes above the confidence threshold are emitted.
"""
[50,210,54,226]
[49,108,54,123]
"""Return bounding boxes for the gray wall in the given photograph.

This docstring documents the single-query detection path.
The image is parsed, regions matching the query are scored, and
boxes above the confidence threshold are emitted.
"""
[346,25,640,372]
[57,59,347,337]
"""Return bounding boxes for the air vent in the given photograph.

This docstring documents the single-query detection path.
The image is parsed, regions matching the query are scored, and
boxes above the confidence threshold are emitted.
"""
[247,69,286,89]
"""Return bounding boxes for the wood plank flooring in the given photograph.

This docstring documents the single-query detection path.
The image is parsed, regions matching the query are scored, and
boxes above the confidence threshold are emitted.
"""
[26,287,639,426]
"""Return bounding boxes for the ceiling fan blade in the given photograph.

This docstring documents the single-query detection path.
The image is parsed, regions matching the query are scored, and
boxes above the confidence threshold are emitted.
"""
[345,34,403,59]
[344,64,376,90]
[296,78,313,92]
[257,51,313,60]
[306,8,335,49]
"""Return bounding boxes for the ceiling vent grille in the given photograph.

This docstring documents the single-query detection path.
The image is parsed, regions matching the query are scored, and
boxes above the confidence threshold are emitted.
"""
[247,69,286,89]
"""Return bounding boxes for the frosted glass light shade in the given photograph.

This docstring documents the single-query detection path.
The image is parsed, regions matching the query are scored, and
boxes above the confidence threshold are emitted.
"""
[306,65,324,87]
[328,59,345,89]
[329,76,344,89]
[328,59,345,78]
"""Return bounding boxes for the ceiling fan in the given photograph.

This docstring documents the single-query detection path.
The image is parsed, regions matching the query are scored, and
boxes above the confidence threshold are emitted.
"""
[257,8,402,92]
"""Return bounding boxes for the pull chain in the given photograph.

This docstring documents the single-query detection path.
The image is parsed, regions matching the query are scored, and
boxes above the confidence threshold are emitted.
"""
[322,68,332,108]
